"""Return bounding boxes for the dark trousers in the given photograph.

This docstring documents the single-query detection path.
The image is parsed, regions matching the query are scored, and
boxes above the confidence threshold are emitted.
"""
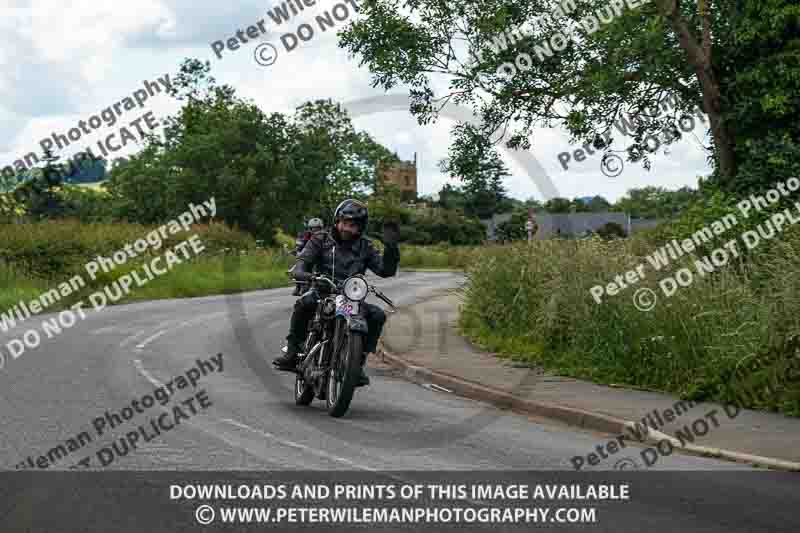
[286,290,387,356]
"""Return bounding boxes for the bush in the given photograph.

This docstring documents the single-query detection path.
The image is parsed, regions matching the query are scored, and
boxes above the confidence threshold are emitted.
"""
[595,222,626,240]
[190,222,257,253]
[0,220,257,280]
[274,228,298,252]
[57,185,114,222]
[396,209,485,245]
[496,210,537,242]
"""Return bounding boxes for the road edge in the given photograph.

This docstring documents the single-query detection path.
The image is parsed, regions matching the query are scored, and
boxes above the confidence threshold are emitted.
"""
[378,344,800,473]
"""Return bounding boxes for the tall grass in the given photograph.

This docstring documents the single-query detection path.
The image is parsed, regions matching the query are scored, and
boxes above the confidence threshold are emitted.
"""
[459,231,800,416]
[119,251,293,302]
[0,221,294,314]
[0,261,48,313]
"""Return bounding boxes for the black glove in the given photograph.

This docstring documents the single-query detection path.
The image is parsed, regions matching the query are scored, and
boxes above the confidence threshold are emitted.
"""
[382,222,400,244]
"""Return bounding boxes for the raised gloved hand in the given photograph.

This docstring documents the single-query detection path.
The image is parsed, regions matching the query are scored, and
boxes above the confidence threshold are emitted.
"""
[382,221,400,244]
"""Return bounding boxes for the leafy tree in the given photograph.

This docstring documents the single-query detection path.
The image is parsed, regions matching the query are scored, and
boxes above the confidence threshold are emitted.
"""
[612,185,697,218]
[405,208,486,244]
[105,59,398,242]
[585,195,611,212]
[0,192,26,222]
[293,99,399,215]
[339,0,800,195]
[544,197,572,213]
[437,183,468,211]
[439,123,512,219]
[13,149,66,219]
[57,184,114,222]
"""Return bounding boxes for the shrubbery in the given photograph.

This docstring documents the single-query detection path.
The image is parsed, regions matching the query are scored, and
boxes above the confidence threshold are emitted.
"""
[370,200,486,246]
[400,210,485,245]
[0,220,257,280]
[595,222,626,240]
[0,220,292,314]
[459,200,800,416]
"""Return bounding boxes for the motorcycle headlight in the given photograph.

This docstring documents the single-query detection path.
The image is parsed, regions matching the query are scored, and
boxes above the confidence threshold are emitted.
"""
[343,276,368,301]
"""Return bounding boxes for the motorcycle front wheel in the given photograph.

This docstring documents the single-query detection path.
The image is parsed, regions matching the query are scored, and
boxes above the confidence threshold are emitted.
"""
[326,319,363,417]
[294,374,315,405]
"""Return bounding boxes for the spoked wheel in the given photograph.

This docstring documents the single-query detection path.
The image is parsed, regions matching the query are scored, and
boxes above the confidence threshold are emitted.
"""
[326,319,364,418]
[294,373,314,405]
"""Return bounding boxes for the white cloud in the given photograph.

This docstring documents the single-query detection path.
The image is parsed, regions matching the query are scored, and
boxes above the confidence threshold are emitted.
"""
[0,0,713,201]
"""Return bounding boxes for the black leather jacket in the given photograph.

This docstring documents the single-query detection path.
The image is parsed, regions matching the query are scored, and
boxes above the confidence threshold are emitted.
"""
[293,230,399,284]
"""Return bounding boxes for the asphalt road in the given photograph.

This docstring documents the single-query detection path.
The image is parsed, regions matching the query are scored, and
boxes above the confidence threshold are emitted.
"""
[0,271,797,532]
[0,271,765,471]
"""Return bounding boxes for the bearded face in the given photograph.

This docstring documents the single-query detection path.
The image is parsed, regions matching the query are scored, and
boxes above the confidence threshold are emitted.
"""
[336,219,360,240]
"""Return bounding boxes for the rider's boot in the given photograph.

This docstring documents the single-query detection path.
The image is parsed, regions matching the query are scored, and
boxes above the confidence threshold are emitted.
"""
[272,342,301,371]
[356,352,370,387]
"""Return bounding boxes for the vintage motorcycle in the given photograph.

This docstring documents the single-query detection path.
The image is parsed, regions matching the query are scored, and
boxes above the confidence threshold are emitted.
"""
[289,271,396,417]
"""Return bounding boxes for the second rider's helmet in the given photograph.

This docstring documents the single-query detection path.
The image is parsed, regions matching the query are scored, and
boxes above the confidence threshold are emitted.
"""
[307,218,323,231]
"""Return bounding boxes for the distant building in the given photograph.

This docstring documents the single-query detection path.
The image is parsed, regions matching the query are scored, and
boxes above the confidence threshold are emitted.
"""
[535,212,630,239]
[377,153,418,201]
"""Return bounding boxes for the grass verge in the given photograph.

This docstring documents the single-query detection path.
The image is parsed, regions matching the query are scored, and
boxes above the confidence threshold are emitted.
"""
[458,231,800,417]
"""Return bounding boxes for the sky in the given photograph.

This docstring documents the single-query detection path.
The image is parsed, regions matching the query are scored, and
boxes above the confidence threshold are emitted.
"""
[0,0,713,203]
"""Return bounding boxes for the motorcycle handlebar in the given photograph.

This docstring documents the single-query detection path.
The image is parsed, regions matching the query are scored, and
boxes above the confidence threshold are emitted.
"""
[294,274,395,309]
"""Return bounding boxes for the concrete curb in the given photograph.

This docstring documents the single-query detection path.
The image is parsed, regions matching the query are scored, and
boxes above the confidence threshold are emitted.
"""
[378,346,800,472]
[644,428,800,472]
[378,349,626,436]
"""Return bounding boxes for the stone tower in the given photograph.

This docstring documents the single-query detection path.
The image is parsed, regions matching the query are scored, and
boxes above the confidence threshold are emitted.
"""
[377,152,418,201]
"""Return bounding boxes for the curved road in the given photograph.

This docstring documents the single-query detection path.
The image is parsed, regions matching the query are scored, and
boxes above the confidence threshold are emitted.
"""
[0,271,765,470]
[0,272,797,532]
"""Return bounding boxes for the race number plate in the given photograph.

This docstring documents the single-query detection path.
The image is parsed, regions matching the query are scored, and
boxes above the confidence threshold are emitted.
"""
[335,295,359,316]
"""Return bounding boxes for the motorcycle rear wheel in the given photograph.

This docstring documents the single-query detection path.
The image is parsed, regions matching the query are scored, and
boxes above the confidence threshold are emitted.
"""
[326,321,363,418]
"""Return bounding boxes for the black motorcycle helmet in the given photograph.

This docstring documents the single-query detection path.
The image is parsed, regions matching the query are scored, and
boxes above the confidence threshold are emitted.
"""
[332,199,368,236]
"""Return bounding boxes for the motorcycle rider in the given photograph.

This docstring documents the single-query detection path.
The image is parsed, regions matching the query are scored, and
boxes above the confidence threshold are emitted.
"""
[295,217,324,255]
[292,218,325,295]
[273,199,400,387]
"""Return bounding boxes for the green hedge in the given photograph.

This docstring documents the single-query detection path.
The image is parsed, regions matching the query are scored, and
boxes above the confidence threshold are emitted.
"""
[0,220,256,280]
